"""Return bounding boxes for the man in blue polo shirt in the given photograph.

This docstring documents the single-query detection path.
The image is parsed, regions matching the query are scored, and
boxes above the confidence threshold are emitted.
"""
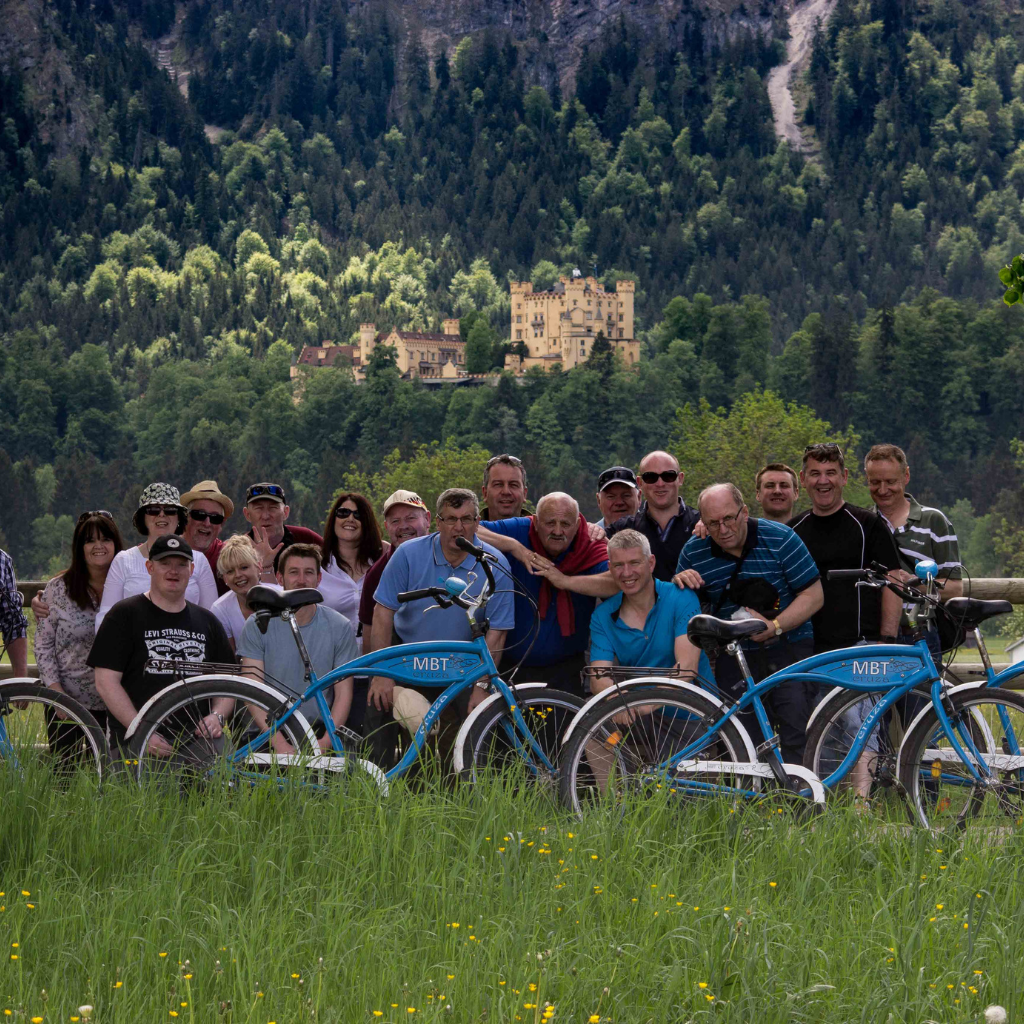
[369,488,514,751]
[673,482,823,762]
[589,529,712,689]
[477,492,610,695]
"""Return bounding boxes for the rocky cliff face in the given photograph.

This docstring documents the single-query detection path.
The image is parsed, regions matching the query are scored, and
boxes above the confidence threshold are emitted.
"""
[0,0,93,156]
[357,0,776,92]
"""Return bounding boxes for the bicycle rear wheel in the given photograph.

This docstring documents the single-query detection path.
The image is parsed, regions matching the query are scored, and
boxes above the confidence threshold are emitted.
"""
[0,681,106,782]
[557,683,755,815]
[898,688,1024,830]
[128,677,321,790]
[456,687,585,788]
[803,686,928,815]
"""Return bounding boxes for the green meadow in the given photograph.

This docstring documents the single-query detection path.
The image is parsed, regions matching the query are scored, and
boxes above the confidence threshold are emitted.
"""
[0,770,1019,1024]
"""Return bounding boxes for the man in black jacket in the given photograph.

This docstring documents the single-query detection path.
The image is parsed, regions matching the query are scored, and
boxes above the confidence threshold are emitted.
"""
[606,450,700,581]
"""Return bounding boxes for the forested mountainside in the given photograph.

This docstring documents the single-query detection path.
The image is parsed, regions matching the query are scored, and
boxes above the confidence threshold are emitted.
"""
[0,0,1023,583]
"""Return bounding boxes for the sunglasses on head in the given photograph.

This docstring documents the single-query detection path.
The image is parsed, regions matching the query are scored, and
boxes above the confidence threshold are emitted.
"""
[143,505,181,518]
[639,470,679,484]
[77,510,114,525]
[189,509,225,525]
[804,443,841,454]
[246,484,286,501]
[335,507,362,521]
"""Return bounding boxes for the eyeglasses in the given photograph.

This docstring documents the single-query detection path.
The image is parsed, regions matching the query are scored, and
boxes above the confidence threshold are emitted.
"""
[639,470,679,484]
[246,484,286,501]
[335,507,362,521]
[439,515,479,527]
[189,509,225,525]
[704,511,744,531]
[77,510,113,525]
[143,505,181,518]
[485,454,522,468]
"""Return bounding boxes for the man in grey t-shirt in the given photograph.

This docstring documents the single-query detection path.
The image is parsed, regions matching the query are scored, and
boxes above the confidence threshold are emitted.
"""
[237,543,357,751]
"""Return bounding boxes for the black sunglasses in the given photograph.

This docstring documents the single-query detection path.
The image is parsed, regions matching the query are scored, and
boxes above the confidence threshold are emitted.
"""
[143,505,181,518]
[77,510,114,525]
[189,509,225,525]
[335,507,363,521]
[639,470,679,484]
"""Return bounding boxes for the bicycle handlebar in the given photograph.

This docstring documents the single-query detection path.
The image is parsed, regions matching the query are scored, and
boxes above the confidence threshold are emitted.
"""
[397,587,448,604]
[826,569,869,580]
[456,536,496,593]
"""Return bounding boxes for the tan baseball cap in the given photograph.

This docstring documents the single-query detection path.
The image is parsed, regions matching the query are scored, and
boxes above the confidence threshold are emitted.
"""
[180,479,235,517]
[382,490,428,516]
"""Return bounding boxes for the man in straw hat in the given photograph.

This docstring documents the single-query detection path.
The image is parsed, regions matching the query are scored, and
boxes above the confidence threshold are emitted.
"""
[181,480,236,596]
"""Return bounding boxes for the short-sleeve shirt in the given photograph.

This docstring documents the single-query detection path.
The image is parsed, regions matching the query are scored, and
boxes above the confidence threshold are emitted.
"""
[789,503,901,650]
[480,517,608,667]
[878,494,962,579]
[677,519,820,645]
[373,533,515,643]
[589,579,714,680]
[87,594,234,710]
[236,604,358,725]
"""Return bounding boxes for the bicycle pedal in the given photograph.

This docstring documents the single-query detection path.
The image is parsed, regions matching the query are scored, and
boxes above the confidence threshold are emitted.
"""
[755,735,781,757]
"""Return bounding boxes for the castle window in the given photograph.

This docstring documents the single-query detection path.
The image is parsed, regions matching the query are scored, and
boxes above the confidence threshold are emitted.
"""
[516,330,522,339]
[619,314,624,321]
[516,315,522,323]
[618,329,624,338]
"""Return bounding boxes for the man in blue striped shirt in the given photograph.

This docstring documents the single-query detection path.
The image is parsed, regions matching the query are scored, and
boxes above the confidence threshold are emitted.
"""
[673,483,823,762]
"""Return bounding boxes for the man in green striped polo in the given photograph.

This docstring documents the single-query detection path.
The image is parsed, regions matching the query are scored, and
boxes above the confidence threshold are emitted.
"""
[864,443,963,611]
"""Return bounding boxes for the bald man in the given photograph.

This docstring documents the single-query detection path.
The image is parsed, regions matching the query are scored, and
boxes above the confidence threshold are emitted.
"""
[477,492,611,695]
[604,450,700,581]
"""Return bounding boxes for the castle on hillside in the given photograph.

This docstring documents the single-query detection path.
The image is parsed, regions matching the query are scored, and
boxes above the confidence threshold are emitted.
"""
[506,271,639,372]
[358,320,466,379]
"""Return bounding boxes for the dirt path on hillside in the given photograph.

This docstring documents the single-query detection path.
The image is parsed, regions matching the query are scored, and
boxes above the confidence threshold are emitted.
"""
[151,3,226,143]
[767,0,836,153]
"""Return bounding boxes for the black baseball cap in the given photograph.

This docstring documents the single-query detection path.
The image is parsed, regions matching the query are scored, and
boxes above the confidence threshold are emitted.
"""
[148,534,194,562]
[246,482,287,505]
[597,466,638,492]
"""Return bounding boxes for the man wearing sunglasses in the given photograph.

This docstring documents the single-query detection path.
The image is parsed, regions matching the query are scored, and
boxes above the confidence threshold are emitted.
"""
[605,450,700,582]
[242,482,323,582]
[181,480,235,596]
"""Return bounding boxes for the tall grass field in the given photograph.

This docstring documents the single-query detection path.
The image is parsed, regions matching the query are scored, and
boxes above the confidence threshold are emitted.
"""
[1,769,1020,1023]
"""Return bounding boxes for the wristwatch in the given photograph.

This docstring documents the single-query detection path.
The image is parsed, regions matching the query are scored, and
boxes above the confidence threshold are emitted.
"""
[772,618,782,637]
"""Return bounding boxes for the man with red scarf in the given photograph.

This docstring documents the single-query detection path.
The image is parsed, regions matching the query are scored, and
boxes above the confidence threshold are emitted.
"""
[478,493,612,696]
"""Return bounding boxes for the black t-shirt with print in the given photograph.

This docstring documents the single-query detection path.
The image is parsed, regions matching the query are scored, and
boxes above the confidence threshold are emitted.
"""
[88,594,234,710]
[789,503,901,651]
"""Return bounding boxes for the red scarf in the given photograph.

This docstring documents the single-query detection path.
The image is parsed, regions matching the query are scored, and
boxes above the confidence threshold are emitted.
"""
[528,513,608,637]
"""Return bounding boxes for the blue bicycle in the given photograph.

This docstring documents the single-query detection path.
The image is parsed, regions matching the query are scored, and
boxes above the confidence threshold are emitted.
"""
[124,538,583,791]
[558,562,1024,829]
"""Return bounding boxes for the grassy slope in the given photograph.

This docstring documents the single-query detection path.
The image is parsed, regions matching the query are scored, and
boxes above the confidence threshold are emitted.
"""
[0,775,1019,1023]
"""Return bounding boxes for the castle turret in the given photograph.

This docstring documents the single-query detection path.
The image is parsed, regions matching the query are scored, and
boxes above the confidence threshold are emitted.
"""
[359,323,376,366]
[442,318,461,337]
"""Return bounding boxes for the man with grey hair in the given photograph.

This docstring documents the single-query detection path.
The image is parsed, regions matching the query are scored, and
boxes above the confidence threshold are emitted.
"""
[476,491,611,694]
[672,482,823,762]
[588,528,712,696]
[369,487,514,748]
[480,454,531,520]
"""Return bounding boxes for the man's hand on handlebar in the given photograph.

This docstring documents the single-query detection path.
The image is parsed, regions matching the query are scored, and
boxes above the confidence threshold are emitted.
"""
[368,676,395,712]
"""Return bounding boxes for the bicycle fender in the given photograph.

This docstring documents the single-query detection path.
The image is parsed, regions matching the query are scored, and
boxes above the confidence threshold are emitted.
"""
[894,680,998,779]
[804,685,850,737]
[780,763,827,804]
[123,673,319,750]
[452,682,551,774]
[560,676,759,764]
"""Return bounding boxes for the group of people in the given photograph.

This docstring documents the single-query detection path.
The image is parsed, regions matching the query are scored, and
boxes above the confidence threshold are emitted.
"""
[0,441,963,769]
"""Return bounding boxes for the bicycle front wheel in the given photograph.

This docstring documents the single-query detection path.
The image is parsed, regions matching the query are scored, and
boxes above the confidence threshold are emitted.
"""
[898,688,1024,830]
[456,687,585,788]
[803,686,930,815]
[0,681,106,783]
[128,677,319,790]
[557,682,754,815]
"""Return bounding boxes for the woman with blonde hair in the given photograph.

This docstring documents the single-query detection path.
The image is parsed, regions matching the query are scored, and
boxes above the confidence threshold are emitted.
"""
[210,535,280,653]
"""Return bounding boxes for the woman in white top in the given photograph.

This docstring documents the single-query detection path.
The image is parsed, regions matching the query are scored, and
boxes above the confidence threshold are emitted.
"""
[211,535,281,652]
[95,482,217,630]
[317,491,388,651]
